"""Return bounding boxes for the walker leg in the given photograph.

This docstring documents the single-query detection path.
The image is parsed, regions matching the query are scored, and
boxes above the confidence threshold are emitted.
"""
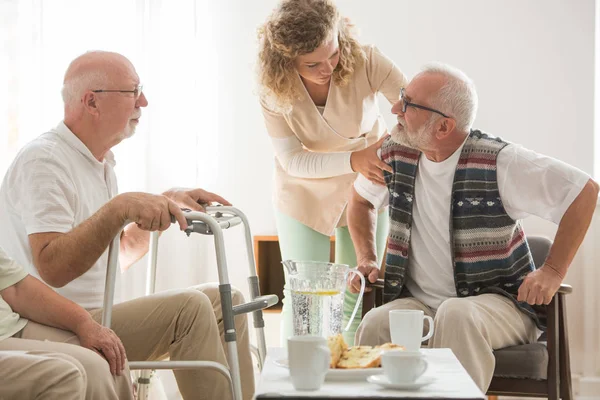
[136,370,152,400]
[220,283,243,400]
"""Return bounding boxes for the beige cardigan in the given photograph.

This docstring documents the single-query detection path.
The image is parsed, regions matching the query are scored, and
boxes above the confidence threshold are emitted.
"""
[261,45,407,235]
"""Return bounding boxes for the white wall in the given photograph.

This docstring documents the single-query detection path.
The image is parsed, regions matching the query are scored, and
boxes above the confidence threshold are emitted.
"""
[138,0,598,396]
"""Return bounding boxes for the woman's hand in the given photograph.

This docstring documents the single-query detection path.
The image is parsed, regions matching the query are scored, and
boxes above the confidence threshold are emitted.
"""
[350,135,393,185]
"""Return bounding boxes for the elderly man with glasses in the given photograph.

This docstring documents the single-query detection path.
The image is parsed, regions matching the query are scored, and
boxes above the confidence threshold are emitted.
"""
[347,63,598,393]
[0,51,254,400]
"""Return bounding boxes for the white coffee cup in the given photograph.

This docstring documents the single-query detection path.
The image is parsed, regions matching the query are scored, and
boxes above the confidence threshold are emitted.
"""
[287,336,330,391]
[389,310,434,351]
[381,350,429,383]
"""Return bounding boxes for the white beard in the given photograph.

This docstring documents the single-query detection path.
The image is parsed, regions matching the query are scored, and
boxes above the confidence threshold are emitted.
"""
[120,122,138,140]
[124,126,136,139]
[390,119,434,150]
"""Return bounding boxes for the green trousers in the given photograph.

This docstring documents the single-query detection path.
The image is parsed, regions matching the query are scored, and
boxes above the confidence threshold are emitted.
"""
[275,210,388,346]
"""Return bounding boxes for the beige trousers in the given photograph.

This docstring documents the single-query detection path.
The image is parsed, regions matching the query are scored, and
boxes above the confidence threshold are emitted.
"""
[0,321,134,399]
[355,294,539,392]
[88,283,254,400]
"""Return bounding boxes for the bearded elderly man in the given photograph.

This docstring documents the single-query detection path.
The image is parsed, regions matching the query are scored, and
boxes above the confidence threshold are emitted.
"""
[347,63,598,392]
[0,51,254,400]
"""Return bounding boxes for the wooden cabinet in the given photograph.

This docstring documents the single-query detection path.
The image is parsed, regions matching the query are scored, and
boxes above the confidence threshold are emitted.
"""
[253,235,335,313]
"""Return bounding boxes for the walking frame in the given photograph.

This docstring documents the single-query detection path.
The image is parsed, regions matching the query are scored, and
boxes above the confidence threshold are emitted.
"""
[100,206,279,400]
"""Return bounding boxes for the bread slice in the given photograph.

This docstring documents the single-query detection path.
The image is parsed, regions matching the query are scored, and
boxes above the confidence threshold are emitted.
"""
[335,343,405,369]
[327,334,347,368]
[336,346,383,369]
[376,343,405,352]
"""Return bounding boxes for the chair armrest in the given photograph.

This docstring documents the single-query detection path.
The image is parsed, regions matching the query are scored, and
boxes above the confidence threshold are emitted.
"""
[558,284,572,295]
[367,278,385,289]
[361,279,385,319]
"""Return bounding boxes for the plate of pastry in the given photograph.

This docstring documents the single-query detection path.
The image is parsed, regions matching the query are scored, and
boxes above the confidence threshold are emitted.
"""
[274,334,404,381]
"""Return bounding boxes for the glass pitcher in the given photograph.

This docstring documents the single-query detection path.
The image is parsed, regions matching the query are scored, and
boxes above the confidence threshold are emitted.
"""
[282,260,365,338]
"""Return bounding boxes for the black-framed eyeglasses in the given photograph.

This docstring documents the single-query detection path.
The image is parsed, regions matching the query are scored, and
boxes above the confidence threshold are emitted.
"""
[92,84,143,100]
[400,88,450,118]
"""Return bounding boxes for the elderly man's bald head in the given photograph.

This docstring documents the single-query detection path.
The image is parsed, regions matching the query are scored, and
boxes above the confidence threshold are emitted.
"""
[60,51,146,153]
[61,51,136,110]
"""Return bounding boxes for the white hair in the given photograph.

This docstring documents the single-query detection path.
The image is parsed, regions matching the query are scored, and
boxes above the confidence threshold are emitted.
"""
[61,51,114,108]
[61,71,110,107]
[418,62,478,132]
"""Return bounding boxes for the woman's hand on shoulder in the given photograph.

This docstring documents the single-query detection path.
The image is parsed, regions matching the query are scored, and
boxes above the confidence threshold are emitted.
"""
[350,135,392,186]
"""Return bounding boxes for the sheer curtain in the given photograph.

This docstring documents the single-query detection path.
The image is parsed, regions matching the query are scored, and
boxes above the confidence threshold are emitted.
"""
[1,1,229,397]
[0,0,223,304]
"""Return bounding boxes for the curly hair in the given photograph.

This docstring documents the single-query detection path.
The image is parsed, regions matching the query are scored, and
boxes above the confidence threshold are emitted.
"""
[257,0,365,112]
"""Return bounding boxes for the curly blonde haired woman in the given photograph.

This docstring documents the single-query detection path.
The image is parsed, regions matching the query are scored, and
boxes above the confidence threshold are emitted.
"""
[257,0,407,345]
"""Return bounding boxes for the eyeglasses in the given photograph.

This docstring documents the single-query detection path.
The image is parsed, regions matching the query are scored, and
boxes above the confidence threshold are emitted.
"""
[400,88,450,118]
[92,84,144,100]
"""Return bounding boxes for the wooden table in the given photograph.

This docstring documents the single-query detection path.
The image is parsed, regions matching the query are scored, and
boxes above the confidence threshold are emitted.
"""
[254,348,485,400]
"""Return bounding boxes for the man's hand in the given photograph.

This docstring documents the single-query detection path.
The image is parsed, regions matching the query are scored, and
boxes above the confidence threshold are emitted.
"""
[114,192,188,231]
[162,187,231,212]
[517,264,564,305]
[349,261,380,293]
[75,318,127,376]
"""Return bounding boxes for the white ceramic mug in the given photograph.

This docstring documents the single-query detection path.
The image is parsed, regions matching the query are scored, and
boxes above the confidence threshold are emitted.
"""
[287,336,330,391]
[389,310,434,351]
[381,350,429,383]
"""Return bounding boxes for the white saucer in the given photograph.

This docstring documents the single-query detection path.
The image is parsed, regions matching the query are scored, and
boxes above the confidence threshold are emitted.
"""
[367,374,435,390]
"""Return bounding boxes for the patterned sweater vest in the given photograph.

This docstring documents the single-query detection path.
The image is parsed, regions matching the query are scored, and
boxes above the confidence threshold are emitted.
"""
[380,130,546,330]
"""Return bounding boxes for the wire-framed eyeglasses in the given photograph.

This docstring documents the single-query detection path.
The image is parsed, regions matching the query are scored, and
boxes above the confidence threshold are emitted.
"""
[400,87,450,118]
[92,84,143,100]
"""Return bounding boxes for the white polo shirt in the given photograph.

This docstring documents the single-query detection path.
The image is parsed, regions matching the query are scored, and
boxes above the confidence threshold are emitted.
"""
[0,121,121,309]
[354,141,590,310]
